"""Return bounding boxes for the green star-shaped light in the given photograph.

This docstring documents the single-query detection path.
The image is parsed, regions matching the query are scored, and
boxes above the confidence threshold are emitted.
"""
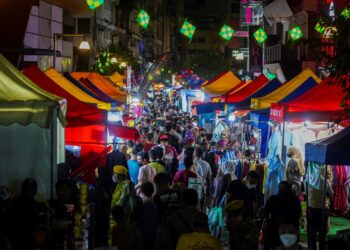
[219,24,234,41]
[253,28,267,44]
[289,26,303,41]
[86,0,104,9]
[341,8,350,19]
[180,21,196,40]
[137,9,150,29]
[315,21,326,34]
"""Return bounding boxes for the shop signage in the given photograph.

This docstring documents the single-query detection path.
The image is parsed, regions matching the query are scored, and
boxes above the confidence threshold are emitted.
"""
[233,31,249,37]
[249,27,262,72]
[270,104,284,123]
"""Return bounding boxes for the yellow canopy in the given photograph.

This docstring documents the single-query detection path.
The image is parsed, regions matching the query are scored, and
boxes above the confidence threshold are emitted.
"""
[0,54,66,127]
[201,71,241,96]
[45,69,112,110]
[107,72,126,87]
[251,68,321,110]
[70,72,126,102]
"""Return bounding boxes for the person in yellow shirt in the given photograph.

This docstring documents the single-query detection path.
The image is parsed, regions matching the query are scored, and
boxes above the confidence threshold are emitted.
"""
[176,212,222,250]
[148,148,166,174]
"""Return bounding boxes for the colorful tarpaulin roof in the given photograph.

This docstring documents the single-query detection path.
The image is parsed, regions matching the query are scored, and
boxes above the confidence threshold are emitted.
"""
[234,78,281,109]
[201,71,241,96]
[107,72,126,87]
[0,54,66,128]
[45,69,112,110]
[71,72,126,101]
[270,79,348,123]
[251,68,321,110]
[305,126,350,165]
[23,66,106,127]
[64,73,119,104]
[225,74,269,103]
[195,102,225,115]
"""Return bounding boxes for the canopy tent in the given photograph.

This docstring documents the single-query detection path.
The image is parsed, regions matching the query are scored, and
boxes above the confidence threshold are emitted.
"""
[0,54,66,198]
[305,126,350,165]
[107,71,126,87]
[212,80,251,102]
[23,66,106,127]
[225,74,269,103]
[201,70,241,96]
[251,68,321,110]
[63,73,120,105]
[71,72,126,102]
[234,78,281,110]
[270,79,348,123]
[45,69,113,110]
[195,102,225,115]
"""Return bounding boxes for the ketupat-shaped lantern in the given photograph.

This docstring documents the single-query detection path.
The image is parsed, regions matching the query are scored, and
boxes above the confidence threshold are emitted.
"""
[253,28,267,44]
[219,24,235,41]
[340,8,350,19]
[137,9,150,29]
[86,0,104,10]
[289,26,303,41]
[315,21,326,34]
[180,21,196,40]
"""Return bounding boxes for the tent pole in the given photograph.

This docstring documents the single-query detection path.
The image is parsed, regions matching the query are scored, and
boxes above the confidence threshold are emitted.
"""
[51,107,58,199]
[321,165,328,239]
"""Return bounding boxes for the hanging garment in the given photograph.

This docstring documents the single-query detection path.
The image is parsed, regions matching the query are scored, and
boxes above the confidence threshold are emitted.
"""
[332,166,348,216]
[265,130,283,200]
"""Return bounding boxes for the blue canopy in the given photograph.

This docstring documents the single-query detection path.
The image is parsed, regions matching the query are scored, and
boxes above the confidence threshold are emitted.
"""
[305,127,350,165]
[235,78,281,109]
[195,102,225,115]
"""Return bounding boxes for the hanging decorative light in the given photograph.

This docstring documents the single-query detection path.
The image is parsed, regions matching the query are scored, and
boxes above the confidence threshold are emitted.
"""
[315,21,326,34]
[136,9,150,29]
[289,26,303,41]
[85,0,104,10]
[219,24,235,41]
[180,21,196,40]
[253,28,267,44]
[340,8,350,19]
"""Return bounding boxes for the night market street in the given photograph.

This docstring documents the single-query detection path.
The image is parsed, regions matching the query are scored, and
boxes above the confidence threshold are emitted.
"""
[0,0,350,249]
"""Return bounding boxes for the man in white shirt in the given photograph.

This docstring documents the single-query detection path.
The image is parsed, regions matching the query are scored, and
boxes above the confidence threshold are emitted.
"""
[135,151,156,190]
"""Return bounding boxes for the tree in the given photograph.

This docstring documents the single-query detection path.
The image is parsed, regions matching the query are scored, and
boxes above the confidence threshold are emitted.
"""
[320,7,350,119]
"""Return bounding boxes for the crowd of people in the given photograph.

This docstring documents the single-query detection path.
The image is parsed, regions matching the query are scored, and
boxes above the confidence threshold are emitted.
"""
[0,91,349,250]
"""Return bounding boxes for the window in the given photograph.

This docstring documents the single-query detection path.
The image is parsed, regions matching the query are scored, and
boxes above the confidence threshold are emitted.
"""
[77,18,90,34]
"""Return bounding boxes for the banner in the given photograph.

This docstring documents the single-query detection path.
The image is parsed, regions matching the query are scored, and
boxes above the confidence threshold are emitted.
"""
[270,103,284,123]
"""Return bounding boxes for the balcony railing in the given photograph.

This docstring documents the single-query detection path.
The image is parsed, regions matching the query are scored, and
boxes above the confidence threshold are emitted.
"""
[265,44,282,63]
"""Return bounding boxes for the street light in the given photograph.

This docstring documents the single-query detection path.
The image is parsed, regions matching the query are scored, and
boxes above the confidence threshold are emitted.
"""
[53,33,91,69]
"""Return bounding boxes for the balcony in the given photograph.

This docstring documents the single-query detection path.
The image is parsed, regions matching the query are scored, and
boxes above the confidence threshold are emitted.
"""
[265,44,282,64]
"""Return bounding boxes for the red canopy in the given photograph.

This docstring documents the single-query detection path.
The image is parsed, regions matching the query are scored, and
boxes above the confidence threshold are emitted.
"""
[225,74,269,103]
[270,78,348,123]
[23,66,106,127]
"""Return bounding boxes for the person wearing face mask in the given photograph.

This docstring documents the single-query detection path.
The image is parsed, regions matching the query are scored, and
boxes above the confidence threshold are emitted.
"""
[264,181,302,250]
[276,220,309,250]
[225,199,258,250]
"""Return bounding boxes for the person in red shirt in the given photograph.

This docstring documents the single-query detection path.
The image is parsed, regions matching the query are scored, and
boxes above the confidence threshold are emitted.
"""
[143,133,155,152]
[173,156,197,189]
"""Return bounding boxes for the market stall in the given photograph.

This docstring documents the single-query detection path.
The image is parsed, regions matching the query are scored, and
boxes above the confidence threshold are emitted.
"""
[251,68,321,110]
[25,66,139,183]
[0,54,66,198]
[200,70,241,96]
